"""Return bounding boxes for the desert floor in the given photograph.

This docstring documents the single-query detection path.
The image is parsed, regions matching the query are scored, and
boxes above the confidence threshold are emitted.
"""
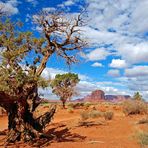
[0,103,147,148]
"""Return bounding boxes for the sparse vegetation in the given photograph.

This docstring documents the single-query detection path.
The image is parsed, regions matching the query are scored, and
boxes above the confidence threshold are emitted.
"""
[133,92,143,101]
[80,111,89,121]
[84,102,92,108]
[67,107,74,113]
[135,131,148,147]
[67,102,84,109]
[104,111,114,120]
[123,100,148,115]
[89,110,103,118]
[137,117,148,124]
[80,110,104,120]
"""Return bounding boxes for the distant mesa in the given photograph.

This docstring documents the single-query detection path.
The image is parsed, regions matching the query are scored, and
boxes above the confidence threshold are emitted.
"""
[75,90,131,102]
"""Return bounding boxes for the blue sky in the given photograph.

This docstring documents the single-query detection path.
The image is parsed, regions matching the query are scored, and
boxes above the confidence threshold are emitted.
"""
[1,0,148,100]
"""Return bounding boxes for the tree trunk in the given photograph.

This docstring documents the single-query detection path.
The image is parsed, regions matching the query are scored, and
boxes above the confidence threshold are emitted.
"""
[0,94,56,145]
[62,100,66,109]
[6,101,56,143]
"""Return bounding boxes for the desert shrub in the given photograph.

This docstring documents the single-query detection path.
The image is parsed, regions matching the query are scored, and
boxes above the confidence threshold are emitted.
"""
[104,111,114,120]
[80,110,104,120]
[123,100,148,116]
[67,102,84,109]
[67,107,74,113]
[136,131,148,147]
[84,102,92,108]
[67,102,75,108]
[80,111,89,121]
[137,118,148,124]
[89,110,103,118]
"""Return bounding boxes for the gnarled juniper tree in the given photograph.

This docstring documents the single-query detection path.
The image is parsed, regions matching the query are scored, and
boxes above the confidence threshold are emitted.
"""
[0,9,87,143]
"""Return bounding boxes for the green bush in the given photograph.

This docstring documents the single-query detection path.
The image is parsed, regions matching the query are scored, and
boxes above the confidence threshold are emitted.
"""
[123,100,148,116]
[89,110,103,118]
[67,102,84,109]
[104,111,114,120]
[136,131,148,146]
[84,102,92,108]
[67,107,74,113]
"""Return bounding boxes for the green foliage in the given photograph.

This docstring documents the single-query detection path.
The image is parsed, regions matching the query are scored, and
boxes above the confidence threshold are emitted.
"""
[133,92,143,101]
[135,131,148,147]
[67,102,84,109]
[0,17,48,96]
[50,73,80,103]
[84,102,92,108]
[67,107,74,113]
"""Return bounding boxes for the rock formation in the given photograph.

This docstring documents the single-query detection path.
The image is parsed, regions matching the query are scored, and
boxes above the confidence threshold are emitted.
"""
[75,90,131,102]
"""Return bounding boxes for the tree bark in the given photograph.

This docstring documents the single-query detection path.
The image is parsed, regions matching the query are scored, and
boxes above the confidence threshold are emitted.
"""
[0,88,56,144]
[62,100,66,109]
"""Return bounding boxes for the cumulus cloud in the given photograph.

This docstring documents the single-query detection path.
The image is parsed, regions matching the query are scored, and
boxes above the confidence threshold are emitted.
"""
[125,66,148,77]
[117,42,148,64]
[110,59,128,68]
[80,0,148,67]
[84,48,111,61]
[91,62,103,67]
[58,0,75,8]
[0,0,19,15]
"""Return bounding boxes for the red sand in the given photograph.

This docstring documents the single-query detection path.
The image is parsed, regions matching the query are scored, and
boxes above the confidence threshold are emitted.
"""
[0,104,147,148]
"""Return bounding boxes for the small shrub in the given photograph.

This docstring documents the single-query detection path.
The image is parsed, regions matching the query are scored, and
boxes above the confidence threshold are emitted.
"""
[137,118,148,124]
[89,110,103,118]
[84,102,92,108]
[67,103,75,108]
[80,111,89,121]
[123,100,148,116]
[67,102,84,109]
[104,111,114,120]
[136,131,148,146]
[67,108,74,113]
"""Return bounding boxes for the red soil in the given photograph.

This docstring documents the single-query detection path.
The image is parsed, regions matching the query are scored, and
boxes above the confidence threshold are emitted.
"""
[0,104,147,148]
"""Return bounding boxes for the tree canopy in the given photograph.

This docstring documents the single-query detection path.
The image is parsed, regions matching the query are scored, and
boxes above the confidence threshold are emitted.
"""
[133,92,143,101]
[50,73,80,108]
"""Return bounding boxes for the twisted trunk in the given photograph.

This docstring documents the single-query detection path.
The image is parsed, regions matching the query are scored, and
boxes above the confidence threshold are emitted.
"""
[0,86,56,144]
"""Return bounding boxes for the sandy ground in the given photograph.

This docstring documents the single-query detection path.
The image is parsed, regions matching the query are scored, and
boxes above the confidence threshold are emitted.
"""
[0,104,147,148]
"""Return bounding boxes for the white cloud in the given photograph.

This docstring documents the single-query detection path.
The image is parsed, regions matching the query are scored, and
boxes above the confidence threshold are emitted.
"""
[26,0,38,6]
[42,7,56,12]
[107,69,120,77]
[85,48,111,61]
[0,0,19,15]
[64,0,74,6]
[129,0,148,33]
[58,0,75,8]
[91,62,103,67]
[117,42,148,64]
[80,0,148,67]
[125,66,148,77]
[110,59,128,68]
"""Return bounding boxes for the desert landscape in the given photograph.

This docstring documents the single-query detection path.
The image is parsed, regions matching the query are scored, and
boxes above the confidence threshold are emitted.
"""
[0,0,148,147]
[0,91,148,148]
